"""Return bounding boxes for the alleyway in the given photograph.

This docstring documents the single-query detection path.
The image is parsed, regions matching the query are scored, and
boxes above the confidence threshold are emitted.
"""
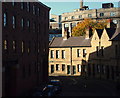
[49,76,119,96]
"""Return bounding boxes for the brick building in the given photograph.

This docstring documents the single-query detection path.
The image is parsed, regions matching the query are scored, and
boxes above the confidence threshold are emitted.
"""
[2,1,50,96]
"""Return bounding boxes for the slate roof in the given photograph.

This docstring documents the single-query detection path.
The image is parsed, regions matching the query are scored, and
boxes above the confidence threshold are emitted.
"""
[49,36,91,47]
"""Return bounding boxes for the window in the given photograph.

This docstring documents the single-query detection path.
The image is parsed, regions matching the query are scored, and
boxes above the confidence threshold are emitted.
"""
[56,64,60,71]
[115,45,118,57]
[62,50,65,59]
[83,49,86,57]
[37,8,40,16]
[21,18,24,28]
[110,12,116,16]
[34,62,37,73]
[100,13,104,17]
[65,17,68,20]
[103,65,106,74]
[4,40,7,50]
[27,2,30,12]
[77,64,81,72]
[21,41,24,53]
[88,14,92,18]
[79,15,82,19]
[28,41,31,54]
[71,16,75,19]
[62,64,65,71]
[37,42,39,53]
[50,50,54,58]
[33,5,35,15]
[21,2,24,9]
[67,65,71,74]
[22,65,26,78]
[33,22,36,32]
[77,49,81,57]
[12,0,15,6]
[51,65,54,73]
[4,13,7,27]
[96,46,99,56]
[73,66,76,74]
[56,50,59,58]
[12,16,15,29]
[12,40,16,51]
[27,20,30,28]
[97,64,100,73]
[28,64,31,76]
[101,46,104,56]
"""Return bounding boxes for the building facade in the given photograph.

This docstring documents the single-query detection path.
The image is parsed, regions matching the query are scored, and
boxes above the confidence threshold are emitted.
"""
[2,1,50,96]
[61,2,120,37]
[49,26,120,81]
[49,14,62,42]
[50,14,62,29]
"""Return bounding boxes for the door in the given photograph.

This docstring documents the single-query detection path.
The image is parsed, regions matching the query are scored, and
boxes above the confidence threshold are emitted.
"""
[67,65,71,74]
[51,65,54,73]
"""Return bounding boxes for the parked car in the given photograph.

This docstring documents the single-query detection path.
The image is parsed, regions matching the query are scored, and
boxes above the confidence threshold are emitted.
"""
[32,87,43,96]
[49,80,62,93]
[41,85,56,96]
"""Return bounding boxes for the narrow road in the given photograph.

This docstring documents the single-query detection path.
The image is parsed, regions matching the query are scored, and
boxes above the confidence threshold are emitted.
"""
[49,76,119,96]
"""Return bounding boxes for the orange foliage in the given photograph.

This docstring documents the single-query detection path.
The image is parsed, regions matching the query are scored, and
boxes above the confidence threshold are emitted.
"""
[72,18,108,36]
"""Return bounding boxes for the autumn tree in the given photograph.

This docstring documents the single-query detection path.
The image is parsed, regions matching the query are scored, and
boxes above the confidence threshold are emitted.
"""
[72,18,108,36]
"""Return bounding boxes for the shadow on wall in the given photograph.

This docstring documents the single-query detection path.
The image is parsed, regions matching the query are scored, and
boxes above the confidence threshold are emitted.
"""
[81,41,120,81]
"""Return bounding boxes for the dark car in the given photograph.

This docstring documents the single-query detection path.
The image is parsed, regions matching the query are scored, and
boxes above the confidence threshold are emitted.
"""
[49,80,62,93]
[41,85,56,96]
[31,87,43,96]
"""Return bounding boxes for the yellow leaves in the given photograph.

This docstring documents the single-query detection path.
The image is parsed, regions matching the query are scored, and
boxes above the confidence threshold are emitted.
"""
[72,18,108,37]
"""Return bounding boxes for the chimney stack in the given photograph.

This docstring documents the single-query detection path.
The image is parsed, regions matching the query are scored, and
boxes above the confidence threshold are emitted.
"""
[80,0,83,8]
[63,29,70,40]
[85,27,92,39]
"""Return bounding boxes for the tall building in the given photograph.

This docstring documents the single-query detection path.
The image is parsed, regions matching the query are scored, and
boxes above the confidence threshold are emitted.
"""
[2,1,50,96]
[61,1,120,37]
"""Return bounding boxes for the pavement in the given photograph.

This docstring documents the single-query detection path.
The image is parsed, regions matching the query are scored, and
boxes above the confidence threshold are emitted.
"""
[49,76,119,96]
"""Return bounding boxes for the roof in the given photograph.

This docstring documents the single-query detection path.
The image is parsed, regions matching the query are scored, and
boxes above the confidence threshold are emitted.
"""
[110,28,120,41]
[49,36,91,47]
[96,29,104,38]
[105,28,116,39]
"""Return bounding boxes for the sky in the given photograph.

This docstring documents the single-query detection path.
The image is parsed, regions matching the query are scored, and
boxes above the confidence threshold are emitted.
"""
[40,1,119,16]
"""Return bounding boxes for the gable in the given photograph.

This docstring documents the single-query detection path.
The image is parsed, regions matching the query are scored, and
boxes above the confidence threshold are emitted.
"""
[91,30,100,46]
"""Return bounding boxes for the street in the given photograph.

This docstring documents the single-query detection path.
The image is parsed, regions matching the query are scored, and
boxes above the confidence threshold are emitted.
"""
[49,76,119,96]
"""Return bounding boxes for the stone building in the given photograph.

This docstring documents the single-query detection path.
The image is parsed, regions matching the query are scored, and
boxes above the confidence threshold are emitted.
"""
[50,14,62,29]
[61,1,120,37]
[49,22,120,81]
[49,14,62,42]
[2,1,50,96]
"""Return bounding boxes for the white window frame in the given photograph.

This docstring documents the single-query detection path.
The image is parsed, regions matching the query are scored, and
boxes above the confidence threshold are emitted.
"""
[77,64,81,72]
[56,50,60,58]
[51,50,54,58]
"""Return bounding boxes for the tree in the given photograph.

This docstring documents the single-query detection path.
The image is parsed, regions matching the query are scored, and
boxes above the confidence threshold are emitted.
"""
[72,18,108,36]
